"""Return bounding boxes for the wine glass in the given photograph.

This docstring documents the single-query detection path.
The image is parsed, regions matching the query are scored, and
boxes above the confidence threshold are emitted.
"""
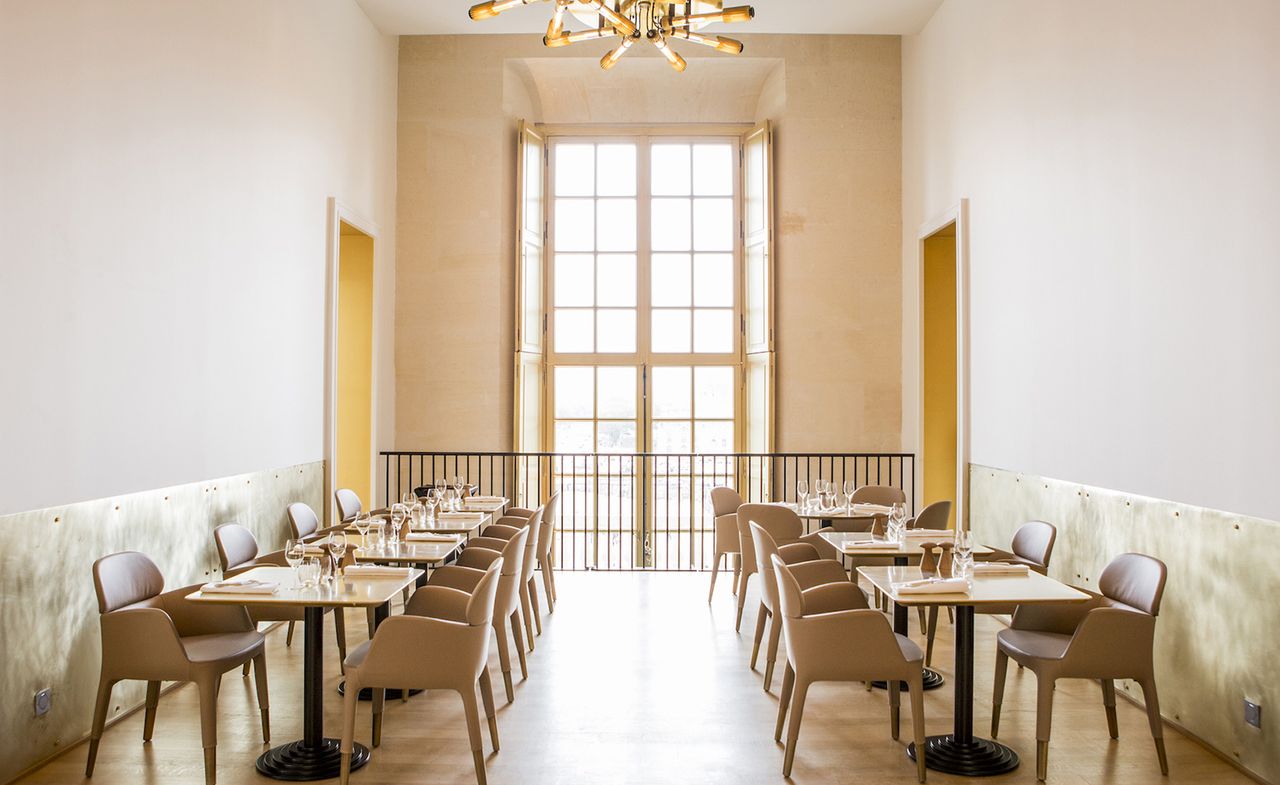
[424,489,439,522]
[796,479,809,512]
[390,503,407,545]
[454,475,466,501]
[402,490,416,507]
[953,528,973,578]
[328,532,347,576]
[843,479,856,506]
[354,512,372,545]
[888,502,907,543]
[285,538,305,586]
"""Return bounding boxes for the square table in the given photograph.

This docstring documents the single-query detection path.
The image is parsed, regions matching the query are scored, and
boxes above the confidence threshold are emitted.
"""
[346,511,491,537]
[188,565,422,781]
[858,565,1090,777]
[818,532,995,691]
[460,496,509,514]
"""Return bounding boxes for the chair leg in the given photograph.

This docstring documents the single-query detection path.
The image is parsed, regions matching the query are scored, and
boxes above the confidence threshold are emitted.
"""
[781,679,810,777]
[286,620,295,647]
[142,680,161,741]
[916,607,927,635]
[371,688,385,747]
[731,554,742,596]
[1101,678,1119,739]
[1138,678,1169,775]
[735,573,752,632]
[763,611,783,692]
[196,676,219,785]
[749,604,768,670]
[339,674,360,785]
[775,663,794,742]
[479,668,500,752]
[992,649,1010,737]
[493,622,515,702]
[252,653,270,743]
[541,560,556,613]
[888,680,901,741]
[518,584,536,651]
[86,676,115,776]
[909,678,927,783]
[548,565,557,602]
[460,687,487,785]
[333,609,348,675]
[511,611,530,681]
[527,576,543,635]
[241,662,250,677]
[708,551,722,603]
[1035,675,1057,781]
[925,606,939,668]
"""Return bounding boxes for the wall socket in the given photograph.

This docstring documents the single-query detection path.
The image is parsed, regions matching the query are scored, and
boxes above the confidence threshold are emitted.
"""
[1244,698,1262,729]
[33,688,52,717]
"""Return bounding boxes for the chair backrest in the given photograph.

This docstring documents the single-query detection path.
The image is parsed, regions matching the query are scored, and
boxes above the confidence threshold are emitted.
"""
[466,557,505,626]
[1010,520,1057,568]
[537,492,560,558]
[93,551,164,614]
[850,485,906,506]
[749,522,786,612]
[772,554,807,620]
[737,503,803,575]
[519,507,543,581]
[213,523,260,572]
[710,486,743,517]
[496,526,529,578]
[334,488,362,522]
[1099,553,1167,616]
[910,499,952,530]
[287,502,320,539]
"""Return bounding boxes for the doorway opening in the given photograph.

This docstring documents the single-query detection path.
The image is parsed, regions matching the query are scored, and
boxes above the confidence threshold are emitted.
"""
[335,220,375,510]
[921,222,957,529]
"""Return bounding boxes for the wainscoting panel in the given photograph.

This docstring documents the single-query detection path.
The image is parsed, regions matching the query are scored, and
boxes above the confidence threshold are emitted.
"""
[970,464,1279,784]
[0,461,324,783]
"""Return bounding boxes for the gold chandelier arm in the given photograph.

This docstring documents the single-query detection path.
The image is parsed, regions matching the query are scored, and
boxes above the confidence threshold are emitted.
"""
[648,32,687,72]
[666,28,744,54]
[546,0,571,38]
[578,0,639,37]
[469,0,550,21]
[667,5,754,27]
[599,36,635,70]
[544,25,619,47]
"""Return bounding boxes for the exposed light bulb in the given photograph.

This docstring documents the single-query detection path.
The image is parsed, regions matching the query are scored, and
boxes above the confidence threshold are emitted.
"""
[670,29,744,55]
[600,37,635,70]
[544,26,614,47]
[468,0,526,20]
[651,35,687,73]
[579,0,638,37]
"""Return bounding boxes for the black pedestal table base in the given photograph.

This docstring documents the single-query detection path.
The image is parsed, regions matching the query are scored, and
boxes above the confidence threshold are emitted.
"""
[870,667,945,691]
[256,738,369,780]
[907,736,1019,776]
[337,682,423,701]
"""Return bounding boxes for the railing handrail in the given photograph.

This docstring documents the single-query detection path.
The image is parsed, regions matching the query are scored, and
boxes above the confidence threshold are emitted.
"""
[381,450,915,458]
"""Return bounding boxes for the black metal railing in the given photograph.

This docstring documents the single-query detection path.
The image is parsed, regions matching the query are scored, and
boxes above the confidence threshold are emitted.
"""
[381,451,915,571]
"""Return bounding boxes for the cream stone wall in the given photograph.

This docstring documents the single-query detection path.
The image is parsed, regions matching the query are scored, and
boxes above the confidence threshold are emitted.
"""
[396,34,902,454]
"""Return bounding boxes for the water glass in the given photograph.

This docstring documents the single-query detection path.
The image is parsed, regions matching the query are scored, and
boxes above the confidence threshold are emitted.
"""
[371,519,387,550]
[299,557,321,589]
[424,490,439,521]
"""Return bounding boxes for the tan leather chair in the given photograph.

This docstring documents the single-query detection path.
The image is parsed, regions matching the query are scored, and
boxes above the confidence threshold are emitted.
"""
[734,502,814,631]
[907,499,952,530]
[425,528,530,701]
[477,506,544,646]
[850,484,907,506]
[708,486,744,602]
[334,488,362,523]
[87,551,269,785]
[746,516,858,690]
[992,552,1168,781]
[214,523,348,669]
[535,491,561,613]
[287,501,321,540]
[339,559,503,785]
[771,554,927,781]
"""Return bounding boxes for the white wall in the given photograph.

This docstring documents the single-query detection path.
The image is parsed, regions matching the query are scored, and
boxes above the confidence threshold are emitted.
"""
[902,0,1280,522]
[0,0,399,516]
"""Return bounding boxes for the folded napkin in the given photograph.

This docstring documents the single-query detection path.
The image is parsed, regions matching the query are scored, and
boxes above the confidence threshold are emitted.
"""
[201,579,279,595]
[972,562,1029,576]
[842,539,892,550]
[851,503,894,516]
[468,496,504,502]
[406,532,459,543]
[902,529,946,539]
[343,565,412,577]
[299,545,327,555]
[893,577,970,595]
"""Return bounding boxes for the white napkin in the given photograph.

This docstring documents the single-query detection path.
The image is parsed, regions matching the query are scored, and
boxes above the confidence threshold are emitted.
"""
[299,545,327,555]
[467,496,504,502]
[902,529,947,540]
[893,577,970,595]
[851,503,894,516]
[972,562,1029,576]
[201,579,279,595]
[405,533,459,543]
[842,539,891,550]
[344,565,412,577]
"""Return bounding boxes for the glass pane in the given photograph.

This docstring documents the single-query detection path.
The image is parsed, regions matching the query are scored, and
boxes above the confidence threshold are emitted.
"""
[651,309,691,353]
[596,366,636,418]
[522,242,541,342]
[596,199,636,252]
[555,199,594,252]
[555,144,595,196]
[555,420,594,453]
[746,136,765,232]
[694,366,734,418]
[597,254,636,307]
[596,309,636,353]
[524,139,543,230]
[695,420,734,453]
[554,254,594,307]
[651,253,691,307]
[746,243,767,346]
[596,144,636,196]
[554,367,595,417]
[554,309,594,353]
[597,421,636,453]
[693,253,733,307]
[651,366,691,418]
[653,421,692,453]
[693,197,734,252]
[693,309,734,353]
[652,198,691,252]
[693,144,733,196]
[651,143,691,196]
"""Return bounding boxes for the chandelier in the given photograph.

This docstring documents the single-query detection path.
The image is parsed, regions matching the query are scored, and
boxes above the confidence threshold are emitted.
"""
[468,0,756,72]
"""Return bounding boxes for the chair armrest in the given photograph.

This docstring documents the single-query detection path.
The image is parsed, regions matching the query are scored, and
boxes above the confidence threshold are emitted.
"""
[1011,593,1102,634]
[800,581,868,614]
[405,585,472,622]
[778,542,820,564]
[100,608,190,673]
[354,615,487,684]
[480,524,523,540]
[455,547,501,570]
[788,559,851,590]
[493,515,532,528]
[798,531,838,560]
[1063,606,1156,670]
[466,536,511,552]
[426,565,487,594]
[504,507,536,518]
[161,585,254,636]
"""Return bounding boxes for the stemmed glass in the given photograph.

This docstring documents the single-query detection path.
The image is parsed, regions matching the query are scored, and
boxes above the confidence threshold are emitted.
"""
[328,532,347,578]
[843,479,856,510]
[402,490,416,507]
[953,528,973,579]
[354,512,372,546]
[796,479,809,512]
[389,504,407,548]
[453,475,467,504]
[285,538,305,586]
[424,489,439,522]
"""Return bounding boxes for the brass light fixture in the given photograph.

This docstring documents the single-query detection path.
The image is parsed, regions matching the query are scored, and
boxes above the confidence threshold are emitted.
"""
[468,0,755,72]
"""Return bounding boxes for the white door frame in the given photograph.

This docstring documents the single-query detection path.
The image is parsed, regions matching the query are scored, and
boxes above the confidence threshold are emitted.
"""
[324,197,380,525]
[915,198,970,529]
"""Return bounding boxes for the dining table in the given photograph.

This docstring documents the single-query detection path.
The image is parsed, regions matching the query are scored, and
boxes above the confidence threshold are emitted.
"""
[188,565,423,781]
[459,495,510,514]
[858,564,1090,776]
[347,510,492,538]
[780,501,893,533]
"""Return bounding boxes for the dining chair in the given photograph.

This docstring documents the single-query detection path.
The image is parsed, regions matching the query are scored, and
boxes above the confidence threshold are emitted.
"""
[423,528,530,701]
[771,554,927,781]
[340,559,503,785]
[708,486,744,603]
[477,506,544,646]
[287,501,321,540]
[87,551,269,785]
[535,491,561,613]
[850,485,907,506]
[734,502,813,631]
[907,499,952,530]
[334,488,362,523]
[213,522,348,670]
[746,516,859,691]
[991,552,1169,781]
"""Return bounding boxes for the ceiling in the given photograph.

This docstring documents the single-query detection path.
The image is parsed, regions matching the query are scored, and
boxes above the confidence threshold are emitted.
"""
[355,0,944,36]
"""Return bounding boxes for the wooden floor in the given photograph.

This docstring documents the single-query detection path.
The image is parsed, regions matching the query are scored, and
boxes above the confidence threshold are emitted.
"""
[23,572,1251,785]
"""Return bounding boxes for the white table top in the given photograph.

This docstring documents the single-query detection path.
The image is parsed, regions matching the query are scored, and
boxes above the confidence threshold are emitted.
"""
[820,531,995,557]
[461,497,509,513]
[186,565,422,608]
[779,501,896,520]
[858,565,1091,607]
[346,511,491,536]
[352,538,461,565]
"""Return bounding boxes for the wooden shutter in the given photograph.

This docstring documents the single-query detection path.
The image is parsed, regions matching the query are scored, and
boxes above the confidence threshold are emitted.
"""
[742,121,774,465]
[514,120,546,454]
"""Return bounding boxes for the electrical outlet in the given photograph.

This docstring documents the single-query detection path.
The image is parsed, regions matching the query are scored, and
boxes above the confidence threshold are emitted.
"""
[1244,699,1262,729]
[33,688,52,717]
